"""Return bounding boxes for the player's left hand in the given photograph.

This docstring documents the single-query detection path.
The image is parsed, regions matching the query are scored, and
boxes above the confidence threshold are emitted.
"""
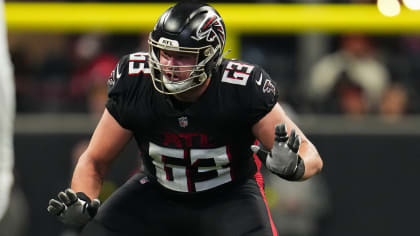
[251,123,301,177]
[47,188,100,227]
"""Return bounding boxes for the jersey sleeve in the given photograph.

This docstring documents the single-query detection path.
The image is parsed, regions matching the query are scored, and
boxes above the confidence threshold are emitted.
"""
[243,65,279,126]
[105,54,134,129]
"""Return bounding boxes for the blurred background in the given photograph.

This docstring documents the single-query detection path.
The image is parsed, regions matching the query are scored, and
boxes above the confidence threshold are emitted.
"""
[3,0,420,236]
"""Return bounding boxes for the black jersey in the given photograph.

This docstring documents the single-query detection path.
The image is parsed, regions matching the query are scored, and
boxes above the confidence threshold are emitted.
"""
[106,52,278,193]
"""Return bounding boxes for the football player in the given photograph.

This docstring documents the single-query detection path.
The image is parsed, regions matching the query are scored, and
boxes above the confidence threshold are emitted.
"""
[47,3,323,236]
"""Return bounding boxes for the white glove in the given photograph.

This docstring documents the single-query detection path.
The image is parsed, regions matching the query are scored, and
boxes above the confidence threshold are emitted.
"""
[251,123,301,177]
[47,188,100,227]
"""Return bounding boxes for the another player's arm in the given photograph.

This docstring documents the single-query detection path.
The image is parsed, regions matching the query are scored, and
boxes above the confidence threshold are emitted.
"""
[71,108,133,199]
[252,103,323,180]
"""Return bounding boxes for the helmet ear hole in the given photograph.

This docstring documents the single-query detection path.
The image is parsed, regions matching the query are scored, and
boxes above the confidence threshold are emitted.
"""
[204,48,213,57]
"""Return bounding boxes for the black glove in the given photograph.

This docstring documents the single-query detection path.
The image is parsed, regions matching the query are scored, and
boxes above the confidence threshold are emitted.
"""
[251,123,304,180]
[47,189,100,227]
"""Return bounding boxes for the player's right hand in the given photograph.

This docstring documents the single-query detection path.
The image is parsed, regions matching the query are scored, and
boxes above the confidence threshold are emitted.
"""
[47,188,100,227]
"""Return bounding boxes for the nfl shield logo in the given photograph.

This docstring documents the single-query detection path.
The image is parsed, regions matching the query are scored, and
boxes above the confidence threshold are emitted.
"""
[178,116,188,128]
[139,176,149,184]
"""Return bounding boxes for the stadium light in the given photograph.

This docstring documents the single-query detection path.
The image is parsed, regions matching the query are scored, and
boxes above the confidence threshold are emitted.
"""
[402,0,420,10]
[377,0,401,17]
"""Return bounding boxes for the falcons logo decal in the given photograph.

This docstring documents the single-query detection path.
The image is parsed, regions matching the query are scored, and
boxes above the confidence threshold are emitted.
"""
[263,79,276,94]
[191,13,225,48]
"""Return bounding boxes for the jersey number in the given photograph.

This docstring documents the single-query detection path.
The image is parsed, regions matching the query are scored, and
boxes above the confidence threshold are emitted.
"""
[128,52,151,75]
[149,142,232,192]
[221,61,255,86]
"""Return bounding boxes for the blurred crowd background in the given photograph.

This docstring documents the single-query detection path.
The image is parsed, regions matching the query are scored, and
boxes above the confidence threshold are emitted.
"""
[10,0,419,122]
[12,31,418,119]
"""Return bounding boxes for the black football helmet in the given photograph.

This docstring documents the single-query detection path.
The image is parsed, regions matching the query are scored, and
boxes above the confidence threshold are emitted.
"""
[148,2,226,94]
